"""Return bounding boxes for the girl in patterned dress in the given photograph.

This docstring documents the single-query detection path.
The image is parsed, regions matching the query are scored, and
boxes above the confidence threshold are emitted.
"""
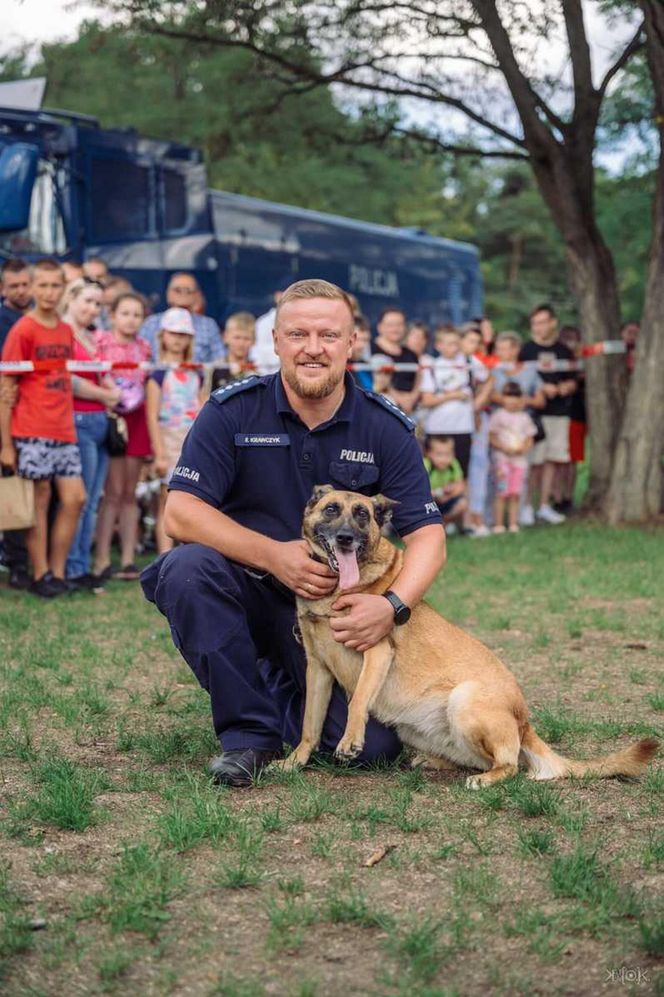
[145,308,203,553]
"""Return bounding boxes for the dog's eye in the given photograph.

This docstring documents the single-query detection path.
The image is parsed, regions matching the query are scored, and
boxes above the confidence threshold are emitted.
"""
[353,505,369,524]
[323,503,341,518]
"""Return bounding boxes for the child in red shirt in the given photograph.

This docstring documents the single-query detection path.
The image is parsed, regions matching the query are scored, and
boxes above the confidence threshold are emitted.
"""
[0,259,85,597]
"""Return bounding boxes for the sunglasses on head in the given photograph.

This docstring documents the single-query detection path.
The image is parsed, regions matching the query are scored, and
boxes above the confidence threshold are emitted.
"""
[83,276,105,289]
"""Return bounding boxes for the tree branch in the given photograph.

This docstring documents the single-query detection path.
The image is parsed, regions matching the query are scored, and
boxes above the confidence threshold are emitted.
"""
[142,20,527,149]
[562,0,595,103]
[597,21,646,99]
[391,126,529,159]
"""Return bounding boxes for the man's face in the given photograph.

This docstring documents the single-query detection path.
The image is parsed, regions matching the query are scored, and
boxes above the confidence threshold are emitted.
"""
[32,269,64,312]
[377,310,406,345]
[167,276,197,309]
[530,309,557,343]
[2,268,32,311]
[62,262,84,283]
[83,260,108,285]
[274,297,355,399]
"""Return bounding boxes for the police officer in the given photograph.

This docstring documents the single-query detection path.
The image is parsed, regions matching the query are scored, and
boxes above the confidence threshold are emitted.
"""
[141,279,446,786]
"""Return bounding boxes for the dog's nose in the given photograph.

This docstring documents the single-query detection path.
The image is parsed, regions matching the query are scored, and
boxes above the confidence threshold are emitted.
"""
[335,530,355,549]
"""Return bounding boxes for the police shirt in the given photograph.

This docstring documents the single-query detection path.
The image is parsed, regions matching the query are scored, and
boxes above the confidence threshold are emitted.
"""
[169,372,442,541]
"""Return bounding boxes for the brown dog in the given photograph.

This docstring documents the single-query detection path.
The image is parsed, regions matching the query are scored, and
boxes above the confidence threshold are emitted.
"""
[281,486,658,787]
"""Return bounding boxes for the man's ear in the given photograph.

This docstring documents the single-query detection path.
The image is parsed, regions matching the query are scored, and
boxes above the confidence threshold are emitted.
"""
[306,484,335,510]
[372,494,399,529]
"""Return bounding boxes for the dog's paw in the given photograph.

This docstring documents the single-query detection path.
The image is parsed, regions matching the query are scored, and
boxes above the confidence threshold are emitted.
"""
[334,738,363,761]
[465,774,484,790]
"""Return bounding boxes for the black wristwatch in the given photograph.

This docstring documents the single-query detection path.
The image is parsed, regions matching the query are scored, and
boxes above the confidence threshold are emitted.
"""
[383,590,411,625]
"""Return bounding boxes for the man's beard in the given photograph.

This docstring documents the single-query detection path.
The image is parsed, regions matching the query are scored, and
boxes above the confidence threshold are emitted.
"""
[283,364,343,399]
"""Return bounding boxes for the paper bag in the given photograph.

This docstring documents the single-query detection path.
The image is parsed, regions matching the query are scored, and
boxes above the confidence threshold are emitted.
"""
[0,474,35,530]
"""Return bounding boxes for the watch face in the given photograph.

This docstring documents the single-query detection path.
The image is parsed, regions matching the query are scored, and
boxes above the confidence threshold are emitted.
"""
[395,604,411,625]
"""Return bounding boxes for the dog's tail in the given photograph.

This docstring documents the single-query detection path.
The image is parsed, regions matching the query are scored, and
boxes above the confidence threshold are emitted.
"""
[520,723,659,780]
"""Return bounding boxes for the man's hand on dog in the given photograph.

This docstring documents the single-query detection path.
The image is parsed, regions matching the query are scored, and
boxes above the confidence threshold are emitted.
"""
[329,594,394,652]
[270,540,338,599]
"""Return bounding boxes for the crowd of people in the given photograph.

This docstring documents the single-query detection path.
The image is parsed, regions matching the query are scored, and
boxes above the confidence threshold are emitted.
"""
[0,254,639,598]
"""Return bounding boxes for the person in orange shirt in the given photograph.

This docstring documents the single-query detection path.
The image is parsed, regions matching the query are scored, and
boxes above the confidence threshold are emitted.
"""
[0,259,86,598]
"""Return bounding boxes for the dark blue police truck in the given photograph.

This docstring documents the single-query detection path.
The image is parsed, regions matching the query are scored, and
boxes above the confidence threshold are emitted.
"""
[0,106,482,325]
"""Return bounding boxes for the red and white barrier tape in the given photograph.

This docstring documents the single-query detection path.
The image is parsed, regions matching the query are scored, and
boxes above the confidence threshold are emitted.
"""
[0,339,627,375]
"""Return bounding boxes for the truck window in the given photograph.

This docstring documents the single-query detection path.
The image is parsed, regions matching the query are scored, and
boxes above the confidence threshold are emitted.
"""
[90,157,151,241]
[0,160,66,256]
[162,169,187,232]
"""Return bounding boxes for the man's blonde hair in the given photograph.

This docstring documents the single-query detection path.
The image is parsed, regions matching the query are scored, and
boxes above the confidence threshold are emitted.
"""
[275,279,355,324]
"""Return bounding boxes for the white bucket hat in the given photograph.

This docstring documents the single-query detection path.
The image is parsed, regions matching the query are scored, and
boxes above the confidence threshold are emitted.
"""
[161,307,195,335]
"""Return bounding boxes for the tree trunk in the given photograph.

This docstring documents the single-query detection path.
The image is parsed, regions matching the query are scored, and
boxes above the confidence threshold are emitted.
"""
[564,228,625,508]
[528,153,625,508]
[606,0,664,522]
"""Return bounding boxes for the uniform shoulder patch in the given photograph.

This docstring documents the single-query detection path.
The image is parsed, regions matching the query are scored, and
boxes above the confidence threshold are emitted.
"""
[211,375,263,405]
[364,390,415,431]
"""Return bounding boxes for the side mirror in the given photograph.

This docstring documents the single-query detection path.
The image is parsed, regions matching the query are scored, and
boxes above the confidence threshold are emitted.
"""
[0,143,39,232]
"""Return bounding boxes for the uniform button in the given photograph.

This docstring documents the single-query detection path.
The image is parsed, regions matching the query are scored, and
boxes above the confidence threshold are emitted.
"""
[303,453,311,462]
[351,479,357,487]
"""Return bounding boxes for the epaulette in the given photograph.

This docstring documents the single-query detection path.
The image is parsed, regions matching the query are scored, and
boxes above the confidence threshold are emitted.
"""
[364,390,415,431]
[211,375,263,405]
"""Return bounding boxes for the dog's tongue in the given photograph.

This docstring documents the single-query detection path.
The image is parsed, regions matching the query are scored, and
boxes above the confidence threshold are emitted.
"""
[335,547,360,590]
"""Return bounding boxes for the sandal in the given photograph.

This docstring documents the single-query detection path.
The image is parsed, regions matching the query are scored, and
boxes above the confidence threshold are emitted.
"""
[115,563,141,581]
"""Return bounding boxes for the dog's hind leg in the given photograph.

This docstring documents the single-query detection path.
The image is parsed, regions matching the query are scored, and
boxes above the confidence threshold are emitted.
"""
[448,707,521,789]
[278,656,334,770]
[335,638,393,761]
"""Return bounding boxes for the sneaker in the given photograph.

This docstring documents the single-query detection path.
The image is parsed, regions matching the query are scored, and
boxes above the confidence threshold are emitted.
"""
[492,525,506,535]
[519,504,535,527]
[536,504,566,525]
[469,524,491,539]
[445,523,457,536]
[508,524,520,534]
[29,572,65,599]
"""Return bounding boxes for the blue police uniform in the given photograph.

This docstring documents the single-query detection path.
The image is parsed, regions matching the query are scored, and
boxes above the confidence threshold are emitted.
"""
[141,372,443,761]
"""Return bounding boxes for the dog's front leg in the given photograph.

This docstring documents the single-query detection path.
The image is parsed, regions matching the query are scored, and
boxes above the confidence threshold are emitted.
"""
[278,655,334,770]
[335,638,394,761]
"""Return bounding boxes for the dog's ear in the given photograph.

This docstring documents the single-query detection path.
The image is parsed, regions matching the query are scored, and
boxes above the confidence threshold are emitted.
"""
[306,484,335,510]
[371,494,399,529]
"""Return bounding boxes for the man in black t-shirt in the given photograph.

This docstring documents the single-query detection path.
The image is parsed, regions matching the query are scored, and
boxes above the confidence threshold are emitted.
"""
[518,303,577,526]
[370,307,420,414]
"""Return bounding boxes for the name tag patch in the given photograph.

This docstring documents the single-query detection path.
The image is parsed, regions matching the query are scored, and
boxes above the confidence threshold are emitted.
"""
[235,433,290,447]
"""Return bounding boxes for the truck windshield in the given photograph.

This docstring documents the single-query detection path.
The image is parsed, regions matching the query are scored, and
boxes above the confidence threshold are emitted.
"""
[0,159,66,256]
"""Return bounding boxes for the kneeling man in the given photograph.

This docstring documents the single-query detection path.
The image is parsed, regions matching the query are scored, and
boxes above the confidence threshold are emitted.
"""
[141,279,446,786]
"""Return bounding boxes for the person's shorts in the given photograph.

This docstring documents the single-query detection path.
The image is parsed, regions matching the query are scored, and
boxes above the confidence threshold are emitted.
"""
[436,494,464,518]
[494,458,527,498]
[531,416,570,465]
[569,419,586,463]
[14,437,82,480]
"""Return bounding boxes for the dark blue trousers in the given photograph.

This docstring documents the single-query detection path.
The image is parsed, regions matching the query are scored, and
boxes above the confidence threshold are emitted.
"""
[140,543,401,761]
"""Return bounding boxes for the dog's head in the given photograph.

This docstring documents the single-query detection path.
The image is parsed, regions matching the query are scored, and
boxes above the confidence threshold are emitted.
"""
[302,486,398,591]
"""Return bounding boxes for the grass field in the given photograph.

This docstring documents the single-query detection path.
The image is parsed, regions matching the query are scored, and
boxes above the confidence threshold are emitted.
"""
[1,522,663,996]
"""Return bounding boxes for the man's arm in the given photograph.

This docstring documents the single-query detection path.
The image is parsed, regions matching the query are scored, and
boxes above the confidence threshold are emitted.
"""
[329,523,446,652]
[164,490,337,598]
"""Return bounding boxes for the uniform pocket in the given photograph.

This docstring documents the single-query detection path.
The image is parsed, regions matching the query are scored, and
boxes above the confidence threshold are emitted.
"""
[328,461,380,491]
